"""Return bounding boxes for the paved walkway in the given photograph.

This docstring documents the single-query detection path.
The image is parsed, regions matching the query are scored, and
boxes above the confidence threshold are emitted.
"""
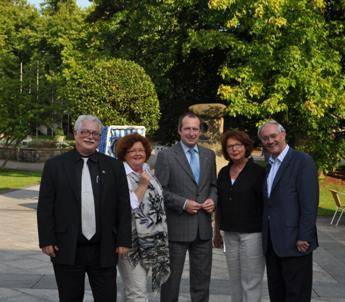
[0,185,345,301]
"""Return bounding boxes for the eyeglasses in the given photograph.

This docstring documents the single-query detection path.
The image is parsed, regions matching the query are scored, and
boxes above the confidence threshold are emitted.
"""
[260,133,279,143]
[226,143,243,151]
[78,129,101,139]
[127,149,146,155]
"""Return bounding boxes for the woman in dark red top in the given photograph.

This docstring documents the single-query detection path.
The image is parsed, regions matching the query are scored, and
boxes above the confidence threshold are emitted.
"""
[213,130,265,302]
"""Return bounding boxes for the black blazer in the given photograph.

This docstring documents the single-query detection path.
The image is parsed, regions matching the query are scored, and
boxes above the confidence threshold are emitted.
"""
[217,158,265,233]
[37,150,132,267]
[262,147,319,257]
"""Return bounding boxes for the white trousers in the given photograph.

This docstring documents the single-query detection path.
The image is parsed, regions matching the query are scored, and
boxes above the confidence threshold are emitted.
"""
[117,255,149,302]
[223,232,265,302]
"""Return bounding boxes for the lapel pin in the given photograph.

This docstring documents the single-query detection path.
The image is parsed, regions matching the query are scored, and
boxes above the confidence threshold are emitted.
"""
[102,170,106,174]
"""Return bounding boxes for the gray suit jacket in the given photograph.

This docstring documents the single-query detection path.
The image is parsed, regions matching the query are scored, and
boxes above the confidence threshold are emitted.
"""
[155,142,217,242]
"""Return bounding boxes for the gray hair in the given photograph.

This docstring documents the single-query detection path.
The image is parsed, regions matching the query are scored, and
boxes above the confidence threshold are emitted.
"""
[74,115,103,132]
[257,120,286,139]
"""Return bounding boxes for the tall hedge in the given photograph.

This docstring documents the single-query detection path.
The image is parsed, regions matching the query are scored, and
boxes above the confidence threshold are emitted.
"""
[64,58,160,134]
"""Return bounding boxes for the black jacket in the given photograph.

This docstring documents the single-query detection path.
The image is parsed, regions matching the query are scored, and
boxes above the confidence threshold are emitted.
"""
[217,158,265,233]
[37,150,131,267]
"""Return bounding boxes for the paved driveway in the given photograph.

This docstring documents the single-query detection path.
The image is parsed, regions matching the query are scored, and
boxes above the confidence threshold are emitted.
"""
[0,186,345,301]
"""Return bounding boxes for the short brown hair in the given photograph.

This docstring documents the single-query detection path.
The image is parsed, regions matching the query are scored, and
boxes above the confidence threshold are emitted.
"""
[178,112,201,131]
[115,133,152,162]
[221,130,254,161]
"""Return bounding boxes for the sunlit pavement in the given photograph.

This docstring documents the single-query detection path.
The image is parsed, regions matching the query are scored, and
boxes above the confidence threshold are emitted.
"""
[0,186,344,301]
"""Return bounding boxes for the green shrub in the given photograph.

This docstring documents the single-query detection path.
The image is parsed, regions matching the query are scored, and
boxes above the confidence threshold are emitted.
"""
[64,58,161,134]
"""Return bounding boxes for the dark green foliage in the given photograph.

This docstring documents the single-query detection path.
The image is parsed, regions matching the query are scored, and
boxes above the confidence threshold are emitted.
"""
[0,0,62,150]
[85,1,227,142]
[89,0,344,171]
[64,58,160,133]
[0,0,344,171]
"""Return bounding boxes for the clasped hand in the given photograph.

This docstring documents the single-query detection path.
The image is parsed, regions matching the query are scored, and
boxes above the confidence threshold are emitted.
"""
[185,198,214,214]
[138,171,150,187]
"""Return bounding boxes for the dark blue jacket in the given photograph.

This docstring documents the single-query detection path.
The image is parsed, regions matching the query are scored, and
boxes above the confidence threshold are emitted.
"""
[262,148,319,257]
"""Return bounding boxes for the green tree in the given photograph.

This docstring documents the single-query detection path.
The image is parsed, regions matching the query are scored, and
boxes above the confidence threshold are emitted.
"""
[196,0,344,171]
[0,60,58,146]
[0,0,63,167]
[91,0,345,170]
[87,0,226,142]
[1,0,343,171]
[325,0,345,70]
[0,1,41,138]
[34,0,88,131]
[64,58,160,133]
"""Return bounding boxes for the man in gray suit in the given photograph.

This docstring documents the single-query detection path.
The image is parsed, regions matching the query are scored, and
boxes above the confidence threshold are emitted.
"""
[155,112,217,302]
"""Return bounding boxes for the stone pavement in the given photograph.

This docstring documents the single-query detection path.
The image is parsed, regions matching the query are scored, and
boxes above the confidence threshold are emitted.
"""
[1,185,345,301]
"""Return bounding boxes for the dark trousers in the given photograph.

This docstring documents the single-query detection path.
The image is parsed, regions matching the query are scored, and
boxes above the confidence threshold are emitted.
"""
[53,245,117,302]
[160,236,212,302]
[266,237,313,302]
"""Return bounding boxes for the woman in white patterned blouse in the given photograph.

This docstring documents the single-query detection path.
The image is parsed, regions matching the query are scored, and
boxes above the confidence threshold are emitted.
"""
[115,133,170,302]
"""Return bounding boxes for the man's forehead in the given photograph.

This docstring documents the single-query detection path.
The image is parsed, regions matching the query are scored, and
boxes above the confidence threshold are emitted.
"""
[81,120,99,129]
[181,117,200,127]
[261,124,279,134]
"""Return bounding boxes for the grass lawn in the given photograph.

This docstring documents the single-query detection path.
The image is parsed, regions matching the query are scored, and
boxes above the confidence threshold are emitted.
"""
[318,176,345,216]
[0,169,42,192]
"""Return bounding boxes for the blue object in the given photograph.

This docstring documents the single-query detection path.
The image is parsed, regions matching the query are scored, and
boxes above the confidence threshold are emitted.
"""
[188,148,200,183]
[98,126,146,158]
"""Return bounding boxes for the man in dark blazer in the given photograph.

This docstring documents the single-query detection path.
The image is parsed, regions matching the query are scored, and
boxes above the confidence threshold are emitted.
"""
[155,112,217,302]
[37,115,131,302]
[258,120,319,302]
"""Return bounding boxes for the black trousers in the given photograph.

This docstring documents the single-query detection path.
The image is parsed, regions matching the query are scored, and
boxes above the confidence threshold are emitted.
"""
[266,236,313,302]
[53,244,117,302]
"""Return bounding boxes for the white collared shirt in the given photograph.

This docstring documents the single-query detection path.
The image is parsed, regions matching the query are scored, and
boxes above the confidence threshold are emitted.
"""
[267,145,289,197]
[124,162,150,209]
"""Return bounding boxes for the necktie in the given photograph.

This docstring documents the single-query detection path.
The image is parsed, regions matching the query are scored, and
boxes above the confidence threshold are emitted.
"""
[188,149,200,183]
[81,158,96,240]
